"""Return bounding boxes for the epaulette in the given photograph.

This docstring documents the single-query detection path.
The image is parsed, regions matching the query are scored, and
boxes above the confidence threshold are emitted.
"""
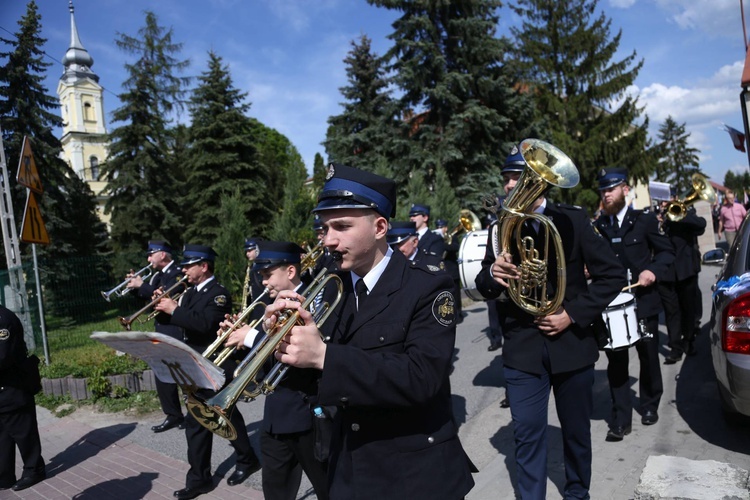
[640,207,651,214]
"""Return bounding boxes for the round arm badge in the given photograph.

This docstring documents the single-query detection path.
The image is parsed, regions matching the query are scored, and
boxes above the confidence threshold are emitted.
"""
[214,295,227,307]
[432,291,456,327]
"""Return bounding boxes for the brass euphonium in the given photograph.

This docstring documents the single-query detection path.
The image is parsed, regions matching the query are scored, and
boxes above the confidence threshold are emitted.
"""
[487,139,580,316]
[664,173,716,222]
[186,267,343,440]
[446,209,482,244]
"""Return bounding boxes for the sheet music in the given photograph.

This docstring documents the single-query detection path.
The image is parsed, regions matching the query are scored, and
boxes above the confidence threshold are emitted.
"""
[91,331,225,391]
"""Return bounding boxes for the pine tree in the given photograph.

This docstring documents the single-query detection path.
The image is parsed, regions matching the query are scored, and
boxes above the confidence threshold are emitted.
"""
[654,116,702,194]
[102,11,189,273]
[184,51,267,244]
[0,1,107,319]
[267,142,315,246]
[213,186,253,305]
[369,0,536,213]
[312,152,327,191]
[324,35,401,174]
[510,0,652,211]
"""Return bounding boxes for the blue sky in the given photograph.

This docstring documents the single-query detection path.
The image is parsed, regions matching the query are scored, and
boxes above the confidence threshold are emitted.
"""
[2,0,749,187]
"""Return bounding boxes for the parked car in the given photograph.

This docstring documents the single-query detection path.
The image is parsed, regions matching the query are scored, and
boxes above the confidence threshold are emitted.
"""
[706,220,750,424]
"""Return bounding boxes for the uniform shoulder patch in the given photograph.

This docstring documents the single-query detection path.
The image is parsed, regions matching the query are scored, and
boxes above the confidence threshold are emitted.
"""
[641,207,650,214]
[427,264,441,272]
[432,291,456,327]
[214,295,227,307]
[0,328,9,340]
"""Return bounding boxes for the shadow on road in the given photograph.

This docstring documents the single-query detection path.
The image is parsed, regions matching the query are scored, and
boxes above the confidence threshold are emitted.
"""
[47,423,137,477]
[71,471,159,499]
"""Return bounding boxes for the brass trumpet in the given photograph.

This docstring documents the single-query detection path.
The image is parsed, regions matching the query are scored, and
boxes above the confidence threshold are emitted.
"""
[118,276,190,330]
[101,264,152,302]
[186,268,343,440]
[202,287,270,367]
[664,173,716,222]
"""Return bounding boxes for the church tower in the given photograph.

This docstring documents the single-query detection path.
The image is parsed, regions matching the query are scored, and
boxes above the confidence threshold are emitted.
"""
[57,1,110,224]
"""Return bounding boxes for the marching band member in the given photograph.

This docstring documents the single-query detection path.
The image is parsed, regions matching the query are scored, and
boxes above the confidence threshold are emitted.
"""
[408,203,445,261]
[126,240,185,433]
[154,244,261,499]
[221,241,329,500]
[595,167,674,442]
[267,164,475,499]
[386,221,442,268]
[475,145,625,499]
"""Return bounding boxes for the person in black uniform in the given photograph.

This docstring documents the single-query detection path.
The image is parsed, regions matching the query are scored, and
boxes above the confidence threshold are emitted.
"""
[657,196,706,363]
[154,244,261,499]
[0,305,45,492]
[126,240,186,433]
[243,237,267,311]
[595,167,674,442]
[387,221,443,269]
[475,144,626,499]
[409,203,446,261]
[221,241,329,500]
[266,164,475,499]
[436,218,464,323]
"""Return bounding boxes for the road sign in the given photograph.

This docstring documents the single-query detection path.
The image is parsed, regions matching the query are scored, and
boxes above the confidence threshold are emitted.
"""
[16,136,44,194]
[20,191,50,245]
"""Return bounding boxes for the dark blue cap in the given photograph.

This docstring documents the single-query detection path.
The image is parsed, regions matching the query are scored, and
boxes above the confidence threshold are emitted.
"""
[597,167,628,191]
[409,203,430,217]
[312,214,323,231]
[387,221,418,246]
[252,241,304,271]
[180,244,217,266]
[147,240,172,255]
[435,218,447,228]
[313,163,396,219]
[244,237,263,251]
[502,145,525,174]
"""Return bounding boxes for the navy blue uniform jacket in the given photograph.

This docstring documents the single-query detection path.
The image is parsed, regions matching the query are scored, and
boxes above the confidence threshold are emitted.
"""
[171,280,232,350]
[0,306,35,412]
[661,207,705,282]
[475,203,626,375]
[595,208,675,319]
[318,250,474,499]
[137,263,184,339]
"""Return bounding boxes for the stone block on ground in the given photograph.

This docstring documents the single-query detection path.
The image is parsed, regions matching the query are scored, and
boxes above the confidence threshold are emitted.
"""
[635,455,749,500]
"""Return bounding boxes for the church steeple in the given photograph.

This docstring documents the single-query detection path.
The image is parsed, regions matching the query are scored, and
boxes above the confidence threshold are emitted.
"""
[60,1,98,83]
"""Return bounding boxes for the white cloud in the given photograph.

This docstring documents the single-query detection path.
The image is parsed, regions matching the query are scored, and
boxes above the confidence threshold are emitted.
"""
[655,0,739,37]
[608,0,637,8]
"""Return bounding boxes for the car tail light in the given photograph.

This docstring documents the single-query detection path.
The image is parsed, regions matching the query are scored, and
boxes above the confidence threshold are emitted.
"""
[724,292,750,354]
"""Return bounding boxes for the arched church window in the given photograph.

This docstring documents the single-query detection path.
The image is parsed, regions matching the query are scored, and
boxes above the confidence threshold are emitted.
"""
[83,102,95,121]
[89,156,99,180]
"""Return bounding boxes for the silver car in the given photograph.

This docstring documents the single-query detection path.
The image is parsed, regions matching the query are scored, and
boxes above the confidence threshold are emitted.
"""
[706,225,750,424]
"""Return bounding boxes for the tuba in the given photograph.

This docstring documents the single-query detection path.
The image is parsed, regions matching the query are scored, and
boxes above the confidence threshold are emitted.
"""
[664,173,716,222]
[486,139,579,316]
[186,268,343,440]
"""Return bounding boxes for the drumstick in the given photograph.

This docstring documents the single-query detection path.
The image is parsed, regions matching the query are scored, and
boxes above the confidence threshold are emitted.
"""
[621,283,640,292]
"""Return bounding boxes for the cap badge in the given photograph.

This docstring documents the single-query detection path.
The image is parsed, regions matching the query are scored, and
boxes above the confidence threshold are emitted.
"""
[599,168,606,178]
[326,164,335,180]
[510,145,519,155]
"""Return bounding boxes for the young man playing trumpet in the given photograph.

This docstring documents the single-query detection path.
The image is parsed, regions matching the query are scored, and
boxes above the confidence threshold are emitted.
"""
[220,240,329,500]
[261,164,475,499]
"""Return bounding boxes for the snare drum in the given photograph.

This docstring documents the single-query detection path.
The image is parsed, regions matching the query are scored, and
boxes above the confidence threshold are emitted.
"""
[458,230,488,301]
[601,292,641,350]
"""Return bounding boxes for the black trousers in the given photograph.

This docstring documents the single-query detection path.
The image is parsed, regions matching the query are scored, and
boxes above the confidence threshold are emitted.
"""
[605,315,663,428]
[486,299,504,346]
[659,276,700,356]
[155,377,183,419]
[0,403,45,486]
[184,399,257,488]
[260,429,329,500]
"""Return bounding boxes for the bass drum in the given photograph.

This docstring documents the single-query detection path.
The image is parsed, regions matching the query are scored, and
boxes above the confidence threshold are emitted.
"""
[458,229,489,301]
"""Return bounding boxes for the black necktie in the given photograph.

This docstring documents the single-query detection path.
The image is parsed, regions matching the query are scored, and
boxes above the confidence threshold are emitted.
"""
[612,216,619,231]
[355,279,368,311]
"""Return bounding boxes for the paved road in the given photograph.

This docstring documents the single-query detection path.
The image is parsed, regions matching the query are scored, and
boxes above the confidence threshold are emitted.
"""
[10,264,750,499]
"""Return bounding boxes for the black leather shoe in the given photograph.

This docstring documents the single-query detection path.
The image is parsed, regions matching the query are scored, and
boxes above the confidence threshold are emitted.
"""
[12,473,45,491]
[499,397,510,408]
[664,352,682,365]
[227,459,261,486]
[642,410,659,425]
[488,342,501,352]
[174,483,213,499]
[152,416,184,433]
[605,425,631,442]
[685,341,697,356]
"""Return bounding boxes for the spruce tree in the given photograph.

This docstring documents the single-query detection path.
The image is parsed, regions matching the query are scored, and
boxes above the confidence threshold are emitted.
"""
[312,152,326,191]
[510,0,652,211]
[184,51,266,244]
[324,35,400,174]
[369,0,536,212]
[654,116,702,194]
[102,11,189,273]
[213,186,253,305]
[0,1,107,319]
[267,141,315,246]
